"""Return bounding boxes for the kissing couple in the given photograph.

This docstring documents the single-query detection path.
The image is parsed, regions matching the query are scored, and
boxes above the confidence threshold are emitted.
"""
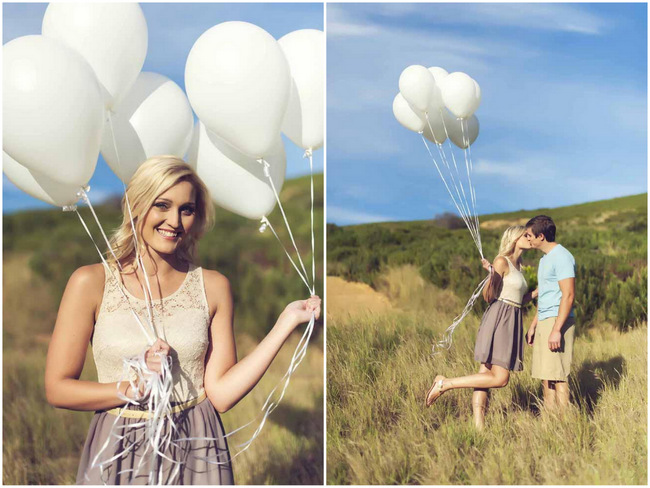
[425,215,576,429]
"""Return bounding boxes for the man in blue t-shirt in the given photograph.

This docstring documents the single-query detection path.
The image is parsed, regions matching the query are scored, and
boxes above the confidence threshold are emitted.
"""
[524,215,576,411]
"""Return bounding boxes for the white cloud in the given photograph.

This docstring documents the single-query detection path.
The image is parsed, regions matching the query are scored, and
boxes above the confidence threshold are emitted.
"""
[327,21,383,38]
[473,159,535,180]
[327,205,395,225]
[374,3,610,35]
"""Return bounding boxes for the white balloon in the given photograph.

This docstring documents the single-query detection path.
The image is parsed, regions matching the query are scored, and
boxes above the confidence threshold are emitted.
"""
[446,114,480,149]
[427,66,448,113]
[42,2,148,109]
[399,65,435,113]
[439,72,481,119]
[393,93,426,133]
[422,109,448,145]
[185,21,290,159]
[101,72,195,182]
[187,122,286,220]
[279,29,324,151]
[3,151,81,207]
[428,66,449,84]
[3,35,104,187]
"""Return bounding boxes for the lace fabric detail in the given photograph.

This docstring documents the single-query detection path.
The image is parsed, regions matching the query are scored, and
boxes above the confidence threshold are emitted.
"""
[93,264,211,402]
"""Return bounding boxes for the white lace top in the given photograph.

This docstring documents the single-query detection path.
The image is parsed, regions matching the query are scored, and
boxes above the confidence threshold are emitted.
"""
[93,263,210,402]
[498,258,528,305]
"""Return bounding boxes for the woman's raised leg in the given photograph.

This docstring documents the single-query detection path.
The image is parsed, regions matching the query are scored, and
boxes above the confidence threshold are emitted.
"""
[427,364,510,406]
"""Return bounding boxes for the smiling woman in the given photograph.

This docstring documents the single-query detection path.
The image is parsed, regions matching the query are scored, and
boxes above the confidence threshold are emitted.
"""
[44,156,321,484]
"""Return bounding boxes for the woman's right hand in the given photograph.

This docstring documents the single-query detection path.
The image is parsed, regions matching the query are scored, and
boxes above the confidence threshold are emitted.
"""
[125,339,171,401]
[481,258,492,272]
[144,338,171,374]
[526,325,536,346]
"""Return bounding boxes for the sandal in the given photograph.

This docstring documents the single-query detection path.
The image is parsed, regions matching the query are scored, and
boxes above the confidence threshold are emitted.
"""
[425,375,446,407]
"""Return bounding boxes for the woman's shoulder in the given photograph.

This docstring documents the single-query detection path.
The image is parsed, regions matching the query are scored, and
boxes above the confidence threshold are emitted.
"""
[492,256,510,275]
[200,267,232,299]
[64,264,106,308]
[68,263,105,288]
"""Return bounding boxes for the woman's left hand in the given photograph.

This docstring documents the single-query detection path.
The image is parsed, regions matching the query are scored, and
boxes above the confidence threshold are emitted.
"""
[280,295,321,330]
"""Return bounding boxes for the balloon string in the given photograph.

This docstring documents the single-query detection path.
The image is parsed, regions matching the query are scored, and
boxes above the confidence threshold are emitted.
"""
[258,158,314,295]
[260,216,312,293]
[435,142,474,233]
[73,208,155,344]
[459,119,482,257]
[106,111,158,337]
[464,120,482,253]
[175,312,315,460]
[428,114,480,248]
[425,113,474,233]
[440,112,475,230]
[420,135,481,254]
[74,189,158,340]
[431,274,489,355]
[439,112,483,258]
[305,148,316,291]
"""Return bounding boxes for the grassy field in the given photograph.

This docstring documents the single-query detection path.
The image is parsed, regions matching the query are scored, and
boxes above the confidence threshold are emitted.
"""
[327,194,647,485]
[3,175,323,485]
[327,266,647,485]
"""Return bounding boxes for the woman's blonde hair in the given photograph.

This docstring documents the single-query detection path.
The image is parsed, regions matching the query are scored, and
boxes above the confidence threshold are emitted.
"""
[106,155,215,269]
[496,225,526,259]
[483,225,526,303]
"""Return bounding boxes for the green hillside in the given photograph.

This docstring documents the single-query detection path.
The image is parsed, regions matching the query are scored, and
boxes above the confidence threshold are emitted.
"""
[328,193,647,330]
[4,174,324,339]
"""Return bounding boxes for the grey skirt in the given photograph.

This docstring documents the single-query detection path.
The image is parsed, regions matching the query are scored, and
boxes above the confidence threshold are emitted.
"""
[76,397,234,485]
[474,299,524,371]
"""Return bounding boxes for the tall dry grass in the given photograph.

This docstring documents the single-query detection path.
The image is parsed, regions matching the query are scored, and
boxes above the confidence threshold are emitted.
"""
[3,253,323,485]
[327,266,647,485]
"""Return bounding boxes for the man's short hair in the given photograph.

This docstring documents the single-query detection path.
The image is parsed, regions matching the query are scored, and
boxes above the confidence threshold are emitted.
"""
[526,215,556,242]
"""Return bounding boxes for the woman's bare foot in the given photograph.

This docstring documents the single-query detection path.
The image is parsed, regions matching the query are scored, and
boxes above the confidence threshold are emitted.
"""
[425,375,446,407]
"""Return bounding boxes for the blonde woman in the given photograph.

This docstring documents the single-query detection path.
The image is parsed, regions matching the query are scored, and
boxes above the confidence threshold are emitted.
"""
[44,156,321,484]
[425,226,536,429]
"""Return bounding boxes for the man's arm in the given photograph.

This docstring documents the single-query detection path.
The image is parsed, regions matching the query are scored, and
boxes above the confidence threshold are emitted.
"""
[548,277,575,351]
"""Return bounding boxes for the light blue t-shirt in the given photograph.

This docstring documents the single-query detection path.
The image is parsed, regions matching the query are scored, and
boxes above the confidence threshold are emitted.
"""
[537,244,576,321]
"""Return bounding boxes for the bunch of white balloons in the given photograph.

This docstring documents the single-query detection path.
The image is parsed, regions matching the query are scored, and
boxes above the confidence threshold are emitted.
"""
[3,4,325,224]
[185,22,324,220]
[392,65,481,148]
[3,3,148,207]
[393,65,488,357]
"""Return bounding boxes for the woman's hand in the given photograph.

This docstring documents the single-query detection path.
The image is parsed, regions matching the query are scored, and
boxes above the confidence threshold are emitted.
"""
[144,338,171,375]
[481,258,492,272]
[531,288,539,299]
[280,295,321,330]
[526,324,536,346]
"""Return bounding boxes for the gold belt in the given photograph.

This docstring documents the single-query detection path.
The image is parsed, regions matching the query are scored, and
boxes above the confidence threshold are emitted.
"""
[106,391,207,418]
[497,297,522,308]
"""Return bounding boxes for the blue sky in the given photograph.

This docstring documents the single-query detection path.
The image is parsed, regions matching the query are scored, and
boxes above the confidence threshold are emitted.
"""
[327,3,647,225]
[3,2,323,213]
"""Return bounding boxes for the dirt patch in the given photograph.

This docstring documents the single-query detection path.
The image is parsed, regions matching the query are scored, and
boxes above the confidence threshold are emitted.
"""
[480,218,530,230]
[593,211,619,224]
[327,276,392,322]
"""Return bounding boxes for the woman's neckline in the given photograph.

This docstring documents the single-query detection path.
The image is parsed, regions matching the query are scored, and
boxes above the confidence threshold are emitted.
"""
[505,256,522,272]
[114,263,194,302]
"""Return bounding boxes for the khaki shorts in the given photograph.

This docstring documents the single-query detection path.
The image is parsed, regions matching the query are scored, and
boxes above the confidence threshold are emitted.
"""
[531,317,576,381]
